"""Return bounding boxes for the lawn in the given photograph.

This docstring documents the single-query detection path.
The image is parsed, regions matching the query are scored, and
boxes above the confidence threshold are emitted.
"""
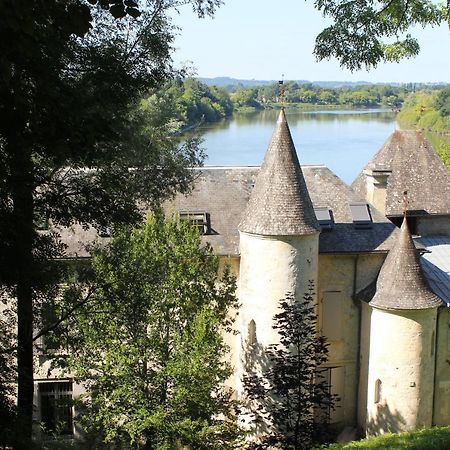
[318,426,450,449]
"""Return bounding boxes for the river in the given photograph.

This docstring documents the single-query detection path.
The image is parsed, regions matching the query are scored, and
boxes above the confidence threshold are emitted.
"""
[188,109,397,185]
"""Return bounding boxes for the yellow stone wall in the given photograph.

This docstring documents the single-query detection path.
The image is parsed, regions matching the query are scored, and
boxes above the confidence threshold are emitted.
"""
[433,308,450,426]
[317,253,386,428]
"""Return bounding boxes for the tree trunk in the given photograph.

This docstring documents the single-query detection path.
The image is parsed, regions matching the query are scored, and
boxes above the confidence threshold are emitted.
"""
[11,145,35,447]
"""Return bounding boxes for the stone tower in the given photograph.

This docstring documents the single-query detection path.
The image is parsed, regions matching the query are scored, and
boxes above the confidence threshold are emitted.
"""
[365,217,442,435]
[236,109,320,400]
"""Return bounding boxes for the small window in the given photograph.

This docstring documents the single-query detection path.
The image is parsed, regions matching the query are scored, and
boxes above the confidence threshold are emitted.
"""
[248,320,257,346]
[314,207,334,231]
[349,203,373,229]
[35,209,49,231]
[98,226,111,238]
[39,381,73,435]
[374,379,382,404]
[179,210,210,235]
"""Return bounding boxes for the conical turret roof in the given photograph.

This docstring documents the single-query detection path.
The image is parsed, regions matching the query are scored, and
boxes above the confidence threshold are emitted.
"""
[239,109,320,236]
[370,217,442,310]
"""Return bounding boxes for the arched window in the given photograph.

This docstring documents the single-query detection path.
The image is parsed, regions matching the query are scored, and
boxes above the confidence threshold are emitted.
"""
[248,320,257,346]
[374,379,382,404]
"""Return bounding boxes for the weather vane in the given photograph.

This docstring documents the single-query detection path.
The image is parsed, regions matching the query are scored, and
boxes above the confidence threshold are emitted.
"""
[402,190,409,217]
[278,74,285,109]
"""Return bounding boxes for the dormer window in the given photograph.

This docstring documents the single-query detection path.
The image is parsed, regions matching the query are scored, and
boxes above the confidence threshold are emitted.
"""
[314,207,334,231]
[178,210,210,235]
[349,203,373,229]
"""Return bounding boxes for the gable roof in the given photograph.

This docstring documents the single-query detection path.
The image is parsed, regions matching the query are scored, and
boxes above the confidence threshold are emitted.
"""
[370,217,443,310]
[238,109,320,236]
[351,130,450,216]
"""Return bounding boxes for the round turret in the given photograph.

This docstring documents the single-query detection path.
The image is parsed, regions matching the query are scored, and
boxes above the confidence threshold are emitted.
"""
[235,110,320,402]
[365,217,442,435]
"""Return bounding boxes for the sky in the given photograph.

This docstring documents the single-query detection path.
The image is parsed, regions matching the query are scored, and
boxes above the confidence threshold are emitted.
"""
[171,0,450,83]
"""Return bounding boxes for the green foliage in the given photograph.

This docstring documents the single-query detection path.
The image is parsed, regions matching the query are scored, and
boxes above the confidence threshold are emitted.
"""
[435,86,450,117]
[425,133,450,170]
[230,82,410,110]
[231,88,261,110]
[0,0,216,440]
[396,88,450,170]
[243,284,334,449]
[313,0,444,70]
[59,215,240,449]
[141,78,233,131]
[317,426,450,449]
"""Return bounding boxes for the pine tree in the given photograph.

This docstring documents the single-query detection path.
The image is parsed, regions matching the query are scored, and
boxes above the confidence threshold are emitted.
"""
[243,282,335,450]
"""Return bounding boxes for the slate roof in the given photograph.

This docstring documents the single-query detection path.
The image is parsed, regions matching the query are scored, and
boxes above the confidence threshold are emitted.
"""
[164,165,396,256]
[370,217,443,310]
[417,236,450,305]
[239,109,320,236]
[58,164,396,258]
[351,130,450,216]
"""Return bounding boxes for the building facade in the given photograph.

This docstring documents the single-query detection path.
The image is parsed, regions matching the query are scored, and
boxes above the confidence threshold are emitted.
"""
[33,110,450,439]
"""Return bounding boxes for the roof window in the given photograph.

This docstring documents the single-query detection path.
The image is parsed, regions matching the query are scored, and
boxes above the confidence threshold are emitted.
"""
[314,207,334,231]
[349,203,373,229]
[178,210,210,235]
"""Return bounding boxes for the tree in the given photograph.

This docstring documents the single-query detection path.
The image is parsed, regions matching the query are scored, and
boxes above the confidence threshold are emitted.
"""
[0,303,16,445]
[243,284,335,450]
[0,0,221,444]
[313,0,446,70]
[231,89,261,109]
[435,85,450,117]
[54,215,239,448]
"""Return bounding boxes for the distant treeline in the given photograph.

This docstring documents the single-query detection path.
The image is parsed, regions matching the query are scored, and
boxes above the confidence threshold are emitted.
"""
[397,86,450,169]
[141,78,450,132]
[229,81,431,110]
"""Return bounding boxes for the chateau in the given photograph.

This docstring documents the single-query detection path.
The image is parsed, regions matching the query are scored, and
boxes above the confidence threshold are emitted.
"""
[39,109,450,439]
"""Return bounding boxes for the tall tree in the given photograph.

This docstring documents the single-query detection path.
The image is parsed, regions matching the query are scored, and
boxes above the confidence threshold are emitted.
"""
[0,302,16,444]
[0,0,221,445]
[243,284,335,450]
[55,215,239,449]
[313,0,446,70]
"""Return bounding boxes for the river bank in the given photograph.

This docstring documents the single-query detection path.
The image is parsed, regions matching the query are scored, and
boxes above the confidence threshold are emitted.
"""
[234,103,396,114]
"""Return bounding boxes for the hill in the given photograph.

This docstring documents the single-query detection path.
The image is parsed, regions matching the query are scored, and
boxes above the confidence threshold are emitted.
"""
[197,77,448,90]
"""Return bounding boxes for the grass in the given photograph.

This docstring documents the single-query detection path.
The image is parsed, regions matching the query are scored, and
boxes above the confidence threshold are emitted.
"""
[316,426,450,449]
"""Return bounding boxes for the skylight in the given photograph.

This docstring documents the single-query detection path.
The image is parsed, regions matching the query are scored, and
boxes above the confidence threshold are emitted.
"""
[314,207,334,231]
[349,203,373,229]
